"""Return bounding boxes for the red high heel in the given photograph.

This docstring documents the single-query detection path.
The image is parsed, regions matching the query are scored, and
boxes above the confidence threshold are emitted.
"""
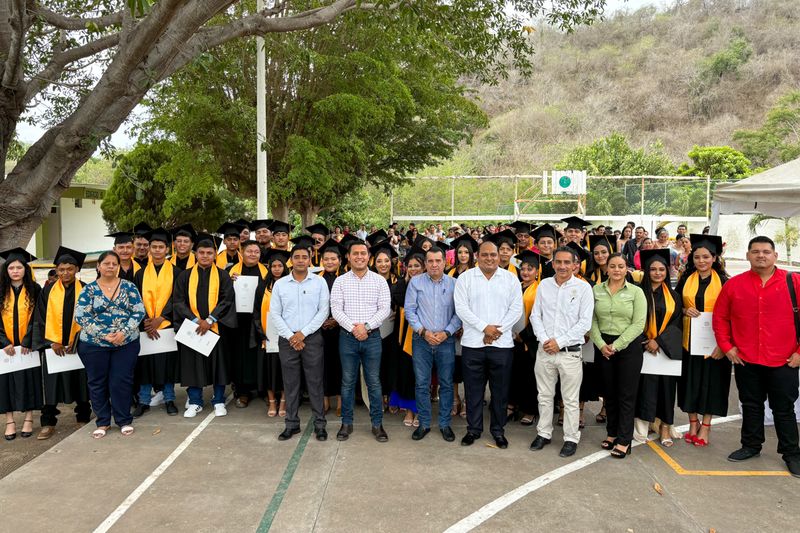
[694,422,711,447]
[684,418,699,444]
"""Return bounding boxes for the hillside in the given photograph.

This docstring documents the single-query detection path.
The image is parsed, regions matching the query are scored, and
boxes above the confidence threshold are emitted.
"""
[422,0,800,176]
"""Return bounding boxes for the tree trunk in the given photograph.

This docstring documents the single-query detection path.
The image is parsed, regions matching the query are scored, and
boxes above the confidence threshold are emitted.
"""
[299,203,321,229]
[271,201,289,223]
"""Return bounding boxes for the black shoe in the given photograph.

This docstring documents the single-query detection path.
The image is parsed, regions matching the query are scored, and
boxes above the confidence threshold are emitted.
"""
[132,404,150,418]
[165,401,178,416]
[786,459,800,478]
[315,428,328,441]
[610,443,630,459]
[412,427,430,441]
[461,433,479,446]
[728,447,761,462]
[278,427,301,441]
[336,424,353,441]
[372,425,389,442]
[560,441,578,457]
[494,435,508,449]
[529,435,551,451]
[440,426,456,442]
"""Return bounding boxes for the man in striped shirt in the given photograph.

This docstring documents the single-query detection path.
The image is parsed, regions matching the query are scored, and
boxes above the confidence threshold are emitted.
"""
[330,239,392,442]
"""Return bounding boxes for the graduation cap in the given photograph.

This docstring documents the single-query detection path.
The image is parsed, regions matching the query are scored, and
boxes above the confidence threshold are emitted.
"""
[133,222,152,236]
[532,223,557,242]
[508,221,534,235]
[268,220,293,235]
[289,235,315,252]
[305,223,330,237]
[450,234,480,253]
[588,234,617,252]
[484,229,517,247]
[54,246,86,269]
[249,219,274,232]
[216,222,244,238]
[194,232,219,250]
[263,248,291,265]
[106,231,134,245]
[146,227,171,244]
[233,218,251,228]
[413,235,435,248]
[403,246,427,265]
[0,247,36,264]
[561,216,591,230]
[171,224,197,241]
[371,240,398,260]
[366,229,389,247]
[640,248,671,269]
[432,240,452,252]
[516,249,541,267]
[689,233,723,256]
[566,241,590,263]
[340,234,365,251]
[318,238,345,258]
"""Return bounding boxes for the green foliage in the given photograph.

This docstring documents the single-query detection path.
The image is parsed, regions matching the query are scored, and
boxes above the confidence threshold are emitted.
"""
[699,35,752,81]
[101,141,226,231]
[72,157,114,185]
[734,90,800,168]
[677,145,751,182]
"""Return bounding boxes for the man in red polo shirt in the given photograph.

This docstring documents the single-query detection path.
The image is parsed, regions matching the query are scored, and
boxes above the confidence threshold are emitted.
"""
[713,235,800,477]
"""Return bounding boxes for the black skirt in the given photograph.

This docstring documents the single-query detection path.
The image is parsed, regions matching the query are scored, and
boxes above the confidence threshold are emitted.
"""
[678,350,731,416]
[636,374,678,424]
[257,348,283,393]
[380,334,397,396]
[0,365,44,413]
[510,339,538,415]
[322,326,341,396]
[226,316,260,387]
[136,349,180,385]
[178,343,229,388]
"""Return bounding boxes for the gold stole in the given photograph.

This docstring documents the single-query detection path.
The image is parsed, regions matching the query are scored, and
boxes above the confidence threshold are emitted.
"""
[397,308,414,356]
[646,283,675,340]
[504,263,517,276]
[142,261,173,329]
[260,287,272,336]
[681,270,722,349]
[2,287,31,344]
[170,252,196,269]
[45,279,82,345]
[522,281,539,327]
[118,261,141,278]
[229,262,267,279]
[188,265,220,333]
[216,250,242,269]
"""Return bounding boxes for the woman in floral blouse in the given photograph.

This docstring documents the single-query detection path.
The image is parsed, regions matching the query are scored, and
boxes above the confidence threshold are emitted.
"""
[75,251,145,438]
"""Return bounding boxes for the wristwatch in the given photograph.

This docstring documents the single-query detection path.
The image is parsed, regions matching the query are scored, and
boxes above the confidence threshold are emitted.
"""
[205,318,214,325]
[364,324,372,335]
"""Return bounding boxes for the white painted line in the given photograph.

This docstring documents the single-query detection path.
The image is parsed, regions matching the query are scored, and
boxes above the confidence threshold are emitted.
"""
[93,396,233,533]
[444,414,742,533]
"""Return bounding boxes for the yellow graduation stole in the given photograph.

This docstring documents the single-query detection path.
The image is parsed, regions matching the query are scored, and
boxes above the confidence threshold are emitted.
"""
[2,286,32,345]
[259,287,272,336]
[504,263,518,276]
[646,283,675,340]
[522,281,538,328]
[397,307,414,356]
[681,270,722,350]
[170,252,196,269]
[142,261,173,329]
[229,262,267,280]
[118,260,141,278]
[45,279,82,345]
[216,250,242,269]
[188,265,220,333]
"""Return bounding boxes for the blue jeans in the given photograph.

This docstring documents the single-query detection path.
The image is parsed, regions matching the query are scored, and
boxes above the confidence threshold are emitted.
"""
[187,385,226,406]
[139,383,176,404]
[339,330,382,426]
[77,339,140,427]
[412,334,455,429]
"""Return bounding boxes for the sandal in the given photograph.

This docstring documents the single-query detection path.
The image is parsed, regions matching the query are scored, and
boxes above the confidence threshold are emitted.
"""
[412,416,420,428]
[92,426,109,439]
[278,399,287,417]
[601,438,616,450]
[388,406,399,415]
[403,410,414,427]
[557,406,564,427]
[5,421,16,441]
[694,422,711,447]
[520,414,535,426]
[21,417,34,438]
[579,408,585,430]
[610,444,631,458]
[595,406,607,424]
[121,425,135,436]
[267,399,277,417]
[451,399,460,417]
[661,436,674,447]
[684,418,699,444]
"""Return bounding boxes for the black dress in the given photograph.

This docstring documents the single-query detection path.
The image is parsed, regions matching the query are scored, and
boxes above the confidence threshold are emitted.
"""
[253,279,283,393]
[510,282,539,416]
[226,264,265,393]
[320,271,342,396]
[389,277,416,410]
[173,266,236,387]
[635,286,683,425]
[133,263,180,386]
[0,284,44,413]
[380,274,399,396]
[447,267,467,384]
[677,274,732,416]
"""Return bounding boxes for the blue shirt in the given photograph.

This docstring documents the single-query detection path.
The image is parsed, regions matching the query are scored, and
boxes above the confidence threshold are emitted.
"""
[75,280,146,347]
[404,273,462,335]
[269,272,330,339]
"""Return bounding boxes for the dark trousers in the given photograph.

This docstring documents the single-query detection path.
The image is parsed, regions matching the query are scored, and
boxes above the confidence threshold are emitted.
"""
[596,333,643,446]
[735,362,800,462]
[279,331,326,430]
[40,402,91,427]
[78,340,140,427]
[462,346,513,438]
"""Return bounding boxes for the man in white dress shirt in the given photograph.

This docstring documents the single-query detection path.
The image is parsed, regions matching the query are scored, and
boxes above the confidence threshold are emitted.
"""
[530,246,594,457]
[454,240,523,449]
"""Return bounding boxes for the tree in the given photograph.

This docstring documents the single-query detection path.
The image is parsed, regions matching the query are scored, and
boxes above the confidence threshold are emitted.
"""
[747,213,799,265]
[677,145,751,182]
[734,90,800,168]
[0,0,607,250]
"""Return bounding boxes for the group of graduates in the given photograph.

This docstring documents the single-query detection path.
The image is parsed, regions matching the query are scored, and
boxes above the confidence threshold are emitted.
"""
[0,214,733,450]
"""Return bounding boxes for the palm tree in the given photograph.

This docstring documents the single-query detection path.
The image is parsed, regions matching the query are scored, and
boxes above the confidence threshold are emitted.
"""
[748,214,799,265]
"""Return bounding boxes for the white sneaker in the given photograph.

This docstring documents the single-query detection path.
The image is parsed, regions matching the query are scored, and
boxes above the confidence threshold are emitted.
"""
[184,398,190,410]
[184,405,203,418]
[149,391,165,407]
[214,404,227,417]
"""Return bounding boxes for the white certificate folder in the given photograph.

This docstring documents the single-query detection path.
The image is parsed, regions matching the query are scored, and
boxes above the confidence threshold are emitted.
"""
[175,319,219,357]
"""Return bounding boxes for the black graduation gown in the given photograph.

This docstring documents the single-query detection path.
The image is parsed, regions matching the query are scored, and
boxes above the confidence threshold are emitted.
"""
[510,282,539,415]
[253,279,283,393]
[134,263,179,385]
[118,262,137,283]
[676,273,731,416]
[33,281,90,405]
[320,271,342,396]
[635,286,683,424]
[173,255,191,271]
[227,264,265,391]
[390,277,415,403]
[173,266,235,387]
[0,284,44,413]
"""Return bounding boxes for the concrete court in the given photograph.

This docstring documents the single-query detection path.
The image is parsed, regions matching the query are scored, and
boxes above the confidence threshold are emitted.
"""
[0,393,797,533]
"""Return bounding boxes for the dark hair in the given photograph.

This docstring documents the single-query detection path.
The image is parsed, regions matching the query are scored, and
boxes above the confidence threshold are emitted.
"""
[290,245,311,258]
[241,239,260,250]
[47,269,57,277]
[553,246,578,263]
[678,243,728,284]
[640,260,672,333]
[635,226,645,232]
[426,247,446,261]
[0,259,37,314]
[347,241,369,254]
[621,226,632,239]
[748,236,775,250]
[586,240,613,280]
[196,239,215,250]
[607,252,627,265]
[322,247,342,259]
[98,250,121,265]
[265,256,288,290]
[454,243,475,271]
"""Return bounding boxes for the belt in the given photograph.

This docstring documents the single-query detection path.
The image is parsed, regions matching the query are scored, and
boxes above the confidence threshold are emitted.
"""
[558,344,582,353]
[340,328,379,337]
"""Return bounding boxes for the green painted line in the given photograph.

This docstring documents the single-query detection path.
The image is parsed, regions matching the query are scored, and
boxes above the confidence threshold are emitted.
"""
[257,420,314,533]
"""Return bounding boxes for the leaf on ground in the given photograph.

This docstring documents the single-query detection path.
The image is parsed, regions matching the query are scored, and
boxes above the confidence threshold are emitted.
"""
[152,427,161,435]
[653,482,664,495]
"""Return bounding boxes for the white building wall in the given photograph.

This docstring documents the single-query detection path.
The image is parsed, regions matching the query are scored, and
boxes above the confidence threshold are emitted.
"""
[59,196,110,253]
[718,214,792,261]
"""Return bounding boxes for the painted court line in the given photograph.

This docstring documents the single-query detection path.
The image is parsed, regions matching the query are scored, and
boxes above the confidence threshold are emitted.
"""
[92,396,233,533]
[647,440,789,476]
[444,414,743,533]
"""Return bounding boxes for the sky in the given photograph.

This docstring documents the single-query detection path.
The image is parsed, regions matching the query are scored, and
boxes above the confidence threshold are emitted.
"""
[16,0,660,151]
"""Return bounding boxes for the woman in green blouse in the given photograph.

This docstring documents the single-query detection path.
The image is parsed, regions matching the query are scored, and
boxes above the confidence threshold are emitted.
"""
[590,253,647,458]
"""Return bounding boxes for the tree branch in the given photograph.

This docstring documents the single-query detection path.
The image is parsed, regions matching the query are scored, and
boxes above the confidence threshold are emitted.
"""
[30,4,123,31]
[1,0,27,88]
